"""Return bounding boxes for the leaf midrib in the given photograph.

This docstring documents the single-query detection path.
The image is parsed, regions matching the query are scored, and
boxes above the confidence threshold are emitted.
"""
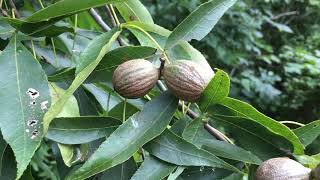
[214,116,284,151]
[221,99,303,153]
[14,36,28,176]
[151,137,225,167]
[203,72,224,111]
[50,125,119,131]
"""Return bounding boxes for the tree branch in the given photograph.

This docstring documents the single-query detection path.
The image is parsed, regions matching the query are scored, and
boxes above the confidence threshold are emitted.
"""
[204,122,229,141]
[89,8,111,31]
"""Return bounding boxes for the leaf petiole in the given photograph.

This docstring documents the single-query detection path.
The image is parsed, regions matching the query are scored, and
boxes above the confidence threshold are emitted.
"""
[121,23,170,63]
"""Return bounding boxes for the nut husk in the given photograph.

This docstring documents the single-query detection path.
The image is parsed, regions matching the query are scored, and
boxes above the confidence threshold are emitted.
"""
[163,60,214,102]
[112,59,159,99]
[255,157,311,180]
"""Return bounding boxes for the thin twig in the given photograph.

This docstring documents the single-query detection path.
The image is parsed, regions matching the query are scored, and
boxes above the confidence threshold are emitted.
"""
[204,122,229,141]
[37,0,44,9]
[0,8,8,16]
[108,4,120,25]
[271,11,298,20]
[2,0,8,11]
[122,98,127,122]
[89,8,111,31]
[0,0,8,16]
[90,7,126,46]
[105,5,117,27]
[8,0,20,18]
[105,5,126,46]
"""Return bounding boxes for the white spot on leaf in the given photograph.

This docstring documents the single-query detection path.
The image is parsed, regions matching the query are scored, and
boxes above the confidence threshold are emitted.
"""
[27,119,37,127]
[132,119,138,128]
[200,166,204,172]
[30,101,36,105]
[31,130,39,139]
[26,88,39,99]
[40,100,49,111]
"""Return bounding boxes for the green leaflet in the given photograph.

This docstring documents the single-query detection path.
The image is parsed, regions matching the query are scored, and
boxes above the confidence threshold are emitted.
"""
[199,69,230,112]
[165,0,237,49]
[47,117,121,144]
[294,120,320,147]
[130,156,176,180]
[219,97,304,154]
[115,0,154,23]
[26,0,122,22]
[0,35,51,179]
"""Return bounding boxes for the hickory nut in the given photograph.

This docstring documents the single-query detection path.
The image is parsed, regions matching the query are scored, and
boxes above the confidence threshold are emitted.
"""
[112,59,159,99]
[255,157,311,180]
[163,60,214,102]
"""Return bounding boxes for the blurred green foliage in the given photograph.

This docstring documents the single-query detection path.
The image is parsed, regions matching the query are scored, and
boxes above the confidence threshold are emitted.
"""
[142,0,320,122]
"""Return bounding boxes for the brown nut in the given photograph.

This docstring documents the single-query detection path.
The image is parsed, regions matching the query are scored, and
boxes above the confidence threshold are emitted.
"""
[255,157,311,180]
[112,59,159,99]
[163,60,214,102]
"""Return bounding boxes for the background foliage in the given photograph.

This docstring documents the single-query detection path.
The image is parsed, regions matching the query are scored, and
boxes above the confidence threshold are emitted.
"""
[143,0,320,122]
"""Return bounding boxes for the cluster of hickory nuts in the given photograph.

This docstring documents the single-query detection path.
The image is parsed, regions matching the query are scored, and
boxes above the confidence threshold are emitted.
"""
[112,58,214,101]
[113,61,320,180]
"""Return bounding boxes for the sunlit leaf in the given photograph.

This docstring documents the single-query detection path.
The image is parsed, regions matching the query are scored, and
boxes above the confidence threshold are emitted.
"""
[199,69,230,112]
[165,0,237,49]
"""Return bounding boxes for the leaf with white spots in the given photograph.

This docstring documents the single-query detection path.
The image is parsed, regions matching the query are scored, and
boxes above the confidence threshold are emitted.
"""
[0,35,51,179]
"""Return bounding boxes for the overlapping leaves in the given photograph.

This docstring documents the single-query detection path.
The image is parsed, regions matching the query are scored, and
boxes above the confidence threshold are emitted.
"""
[66,92,178,179]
